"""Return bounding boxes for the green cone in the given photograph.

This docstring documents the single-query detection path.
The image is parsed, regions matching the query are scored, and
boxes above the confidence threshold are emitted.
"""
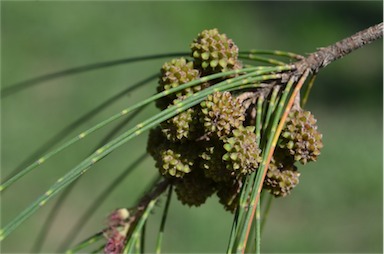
[161,98,201,142]
[200,91,245,139]
[216,178,242,212]
[152,141,199,178]
[263,157,300,197]
[174,168,216,207]
[222,126,262,176]
[199,139,233,183]
[156,58,208,109]
[191,28,242,74]
[279,109,323,164]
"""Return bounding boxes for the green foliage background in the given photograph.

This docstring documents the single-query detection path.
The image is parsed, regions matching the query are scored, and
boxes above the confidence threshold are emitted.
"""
[2,1,382,253]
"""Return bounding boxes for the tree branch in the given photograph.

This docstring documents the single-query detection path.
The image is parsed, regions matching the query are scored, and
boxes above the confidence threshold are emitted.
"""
[296,22,383,74]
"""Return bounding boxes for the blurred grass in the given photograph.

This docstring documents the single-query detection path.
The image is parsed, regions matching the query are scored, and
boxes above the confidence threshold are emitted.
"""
[1,1,382,253]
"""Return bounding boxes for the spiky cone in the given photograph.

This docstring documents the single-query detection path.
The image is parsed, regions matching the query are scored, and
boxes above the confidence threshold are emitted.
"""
[222,126,262,176]
[174,168,216,207]
[199,139,233,183]
[263,157,300,197]
[152,141,199,178]
[191,28,242,74]
[160,98,201,142]
[200,91,246,139]
[216,178,242,213]
[279,109,323,164]
[156,58,209,109]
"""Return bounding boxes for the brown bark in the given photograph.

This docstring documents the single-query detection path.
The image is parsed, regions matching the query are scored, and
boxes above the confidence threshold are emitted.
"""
[295,22,383,74]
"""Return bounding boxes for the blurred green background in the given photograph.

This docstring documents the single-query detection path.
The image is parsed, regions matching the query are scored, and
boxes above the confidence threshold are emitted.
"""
[2,1,382,253]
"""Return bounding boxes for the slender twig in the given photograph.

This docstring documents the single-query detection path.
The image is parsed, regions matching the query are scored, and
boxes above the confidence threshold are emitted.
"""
[295,22,383,74]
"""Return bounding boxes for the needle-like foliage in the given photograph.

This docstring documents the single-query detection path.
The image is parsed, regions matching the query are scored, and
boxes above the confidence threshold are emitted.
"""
[1,23,382,254]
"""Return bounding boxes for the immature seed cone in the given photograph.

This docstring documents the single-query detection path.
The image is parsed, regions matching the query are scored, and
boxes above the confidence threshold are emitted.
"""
[191,28,241,74]
[199,140,233,183]
[156,58,207,109]
[279,109,323,164]
[216,178,242,212]
[200,91,245,139]
[222,126,262,176]
[161,98,201,142]
[152,142,198,178]
[161,108,196,142]
[174,168,216,207]
[263,157,300,197]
